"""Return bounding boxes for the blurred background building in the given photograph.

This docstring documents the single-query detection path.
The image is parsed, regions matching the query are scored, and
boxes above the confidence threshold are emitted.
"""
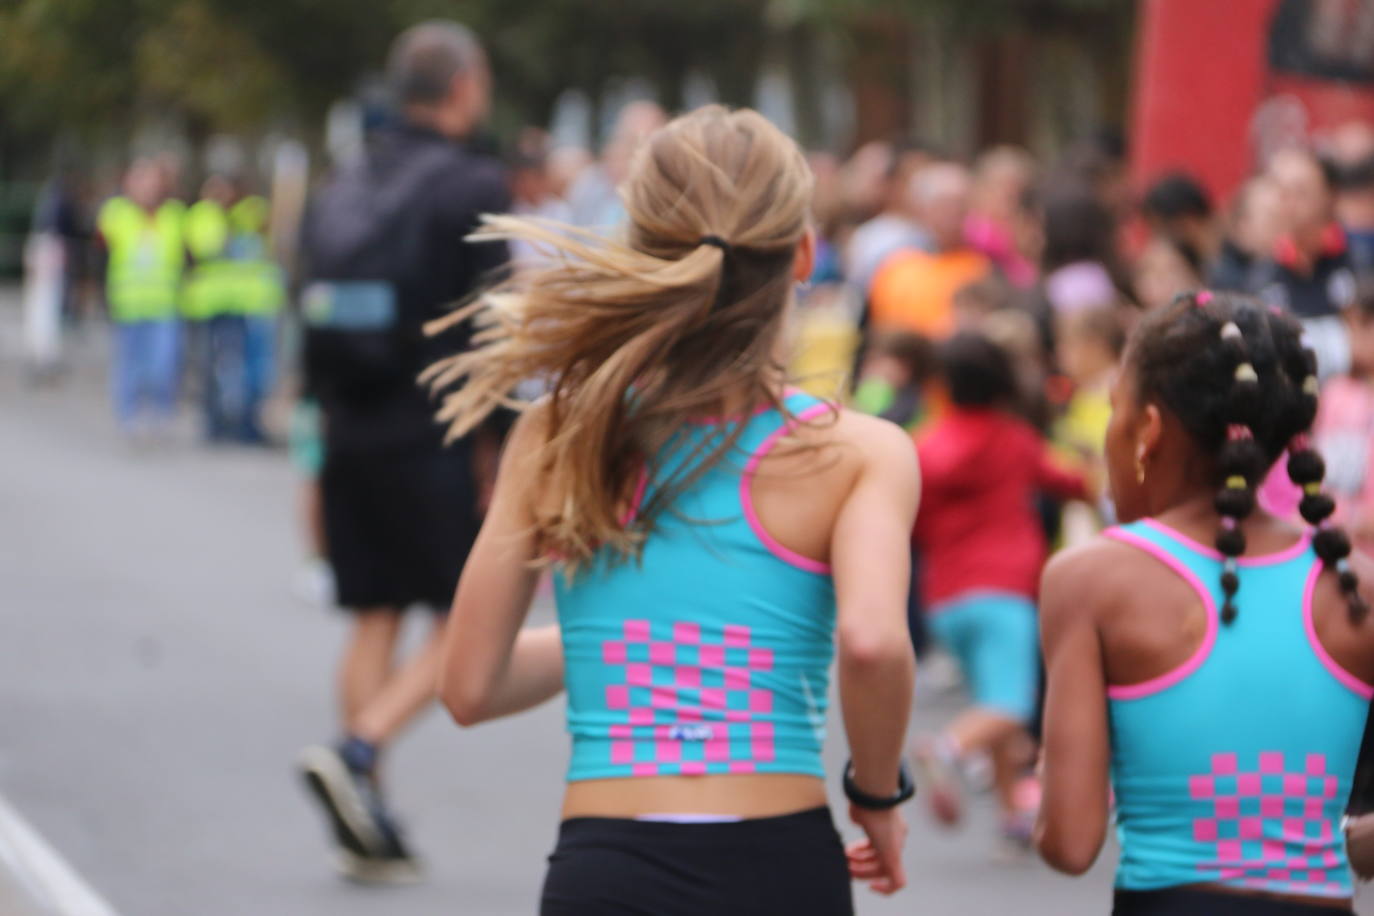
[0,0,1140,279]
[2,0,1370,277]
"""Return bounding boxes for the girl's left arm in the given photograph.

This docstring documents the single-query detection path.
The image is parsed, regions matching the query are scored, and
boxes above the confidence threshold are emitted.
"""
[438,408,565,727]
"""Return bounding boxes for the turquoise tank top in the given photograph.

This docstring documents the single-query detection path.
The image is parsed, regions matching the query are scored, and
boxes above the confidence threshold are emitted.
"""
[555,391,837,782]
[1106,518,1371,898]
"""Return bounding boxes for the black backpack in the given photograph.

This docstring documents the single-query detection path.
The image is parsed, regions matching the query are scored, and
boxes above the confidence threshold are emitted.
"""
[300,144,456,405]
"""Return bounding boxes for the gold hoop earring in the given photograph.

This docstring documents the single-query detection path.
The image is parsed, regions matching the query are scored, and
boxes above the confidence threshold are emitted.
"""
[1135,448,1147,485]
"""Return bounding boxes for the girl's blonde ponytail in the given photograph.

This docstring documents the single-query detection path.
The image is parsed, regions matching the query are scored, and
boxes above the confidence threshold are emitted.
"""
[424,106,815,571]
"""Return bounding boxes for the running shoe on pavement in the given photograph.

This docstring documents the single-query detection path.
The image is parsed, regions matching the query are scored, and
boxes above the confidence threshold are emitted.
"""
[292,558,336,608]
[961,750,994,794]
[334,833,423,885]
[300,744,385,853]
[913,736,965,827]
[299,743,421,883]
[295,747,417,884]
[994,808,1037,863]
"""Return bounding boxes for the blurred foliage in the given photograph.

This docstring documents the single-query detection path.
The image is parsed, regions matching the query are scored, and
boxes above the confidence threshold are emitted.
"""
[0,0,144,131]
[136,1,288,132]
[0,0,1128,145]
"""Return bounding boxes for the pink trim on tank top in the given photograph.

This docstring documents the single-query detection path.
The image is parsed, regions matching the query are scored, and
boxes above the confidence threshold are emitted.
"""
[1103,526,1219,701]
[619,468,650,526]
[740,402,834,575]
[1137,518,1311,567]
[1302,559,1374,699]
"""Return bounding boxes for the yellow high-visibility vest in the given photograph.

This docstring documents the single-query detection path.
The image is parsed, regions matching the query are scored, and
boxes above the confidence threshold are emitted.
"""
[183,196,284,320]
[97,197,186,323]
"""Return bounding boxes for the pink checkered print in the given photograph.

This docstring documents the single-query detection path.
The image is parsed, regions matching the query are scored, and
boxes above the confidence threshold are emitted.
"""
[1190,751,1346,896]
[600,619,776,775]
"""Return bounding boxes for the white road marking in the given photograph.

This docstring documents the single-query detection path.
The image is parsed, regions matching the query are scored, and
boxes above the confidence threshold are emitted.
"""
[0,794,119,916]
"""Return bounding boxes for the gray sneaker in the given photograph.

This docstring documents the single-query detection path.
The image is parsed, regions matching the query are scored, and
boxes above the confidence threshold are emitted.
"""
[299,745,423,883]
[334,845,423,886]
[913,737,965,828]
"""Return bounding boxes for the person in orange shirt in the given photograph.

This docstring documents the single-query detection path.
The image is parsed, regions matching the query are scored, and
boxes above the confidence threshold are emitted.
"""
[869,162,991,339]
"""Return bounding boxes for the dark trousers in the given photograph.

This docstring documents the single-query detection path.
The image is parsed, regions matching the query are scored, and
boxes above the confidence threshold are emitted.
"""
[202,314,249,442]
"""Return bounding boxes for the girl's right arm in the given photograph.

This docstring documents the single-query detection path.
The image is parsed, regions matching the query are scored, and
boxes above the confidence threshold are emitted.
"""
[437,408,566,726]
[830,414,920,895]
[1035,541,1113,875]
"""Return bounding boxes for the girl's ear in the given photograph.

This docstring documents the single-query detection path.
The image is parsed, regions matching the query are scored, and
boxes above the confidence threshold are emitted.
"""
[1139,402,1164,464]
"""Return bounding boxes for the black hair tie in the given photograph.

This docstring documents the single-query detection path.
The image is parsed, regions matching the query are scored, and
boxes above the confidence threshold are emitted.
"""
[699,235,730,252]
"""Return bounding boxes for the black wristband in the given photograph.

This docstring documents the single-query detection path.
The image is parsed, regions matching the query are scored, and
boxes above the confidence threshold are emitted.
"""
[843,759,916,810]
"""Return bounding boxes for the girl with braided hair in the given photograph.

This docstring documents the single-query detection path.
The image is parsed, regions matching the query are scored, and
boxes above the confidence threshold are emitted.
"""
[1036,290,1374,914]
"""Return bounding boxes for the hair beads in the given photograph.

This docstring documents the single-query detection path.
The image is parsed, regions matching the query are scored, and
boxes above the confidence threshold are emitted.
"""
[1284,381,1368,622]
[1211,302,1265,624]
[1132,291,1367,627]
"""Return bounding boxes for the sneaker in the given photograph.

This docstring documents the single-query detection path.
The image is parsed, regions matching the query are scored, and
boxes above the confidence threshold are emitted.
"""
[913,737,965,827]
[334,840,423,886]
[299,744,390,856]
[994,809,1036,863]
[292,559,335,608]
[922,651,964,697]
[1012,774,1042,815]
[961,751,994,794]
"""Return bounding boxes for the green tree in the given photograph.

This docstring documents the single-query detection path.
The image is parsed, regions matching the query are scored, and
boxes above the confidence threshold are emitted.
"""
[0,0,1133,163]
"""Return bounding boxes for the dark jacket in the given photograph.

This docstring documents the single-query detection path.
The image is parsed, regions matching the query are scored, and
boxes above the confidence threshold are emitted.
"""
[301,122,510,454]
[1209,238,1266,295]
[1254,227,1358,319]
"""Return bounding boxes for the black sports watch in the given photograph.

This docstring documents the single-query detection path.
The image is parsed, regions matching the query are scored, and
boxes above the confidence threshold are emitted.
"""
[842,759,916,810]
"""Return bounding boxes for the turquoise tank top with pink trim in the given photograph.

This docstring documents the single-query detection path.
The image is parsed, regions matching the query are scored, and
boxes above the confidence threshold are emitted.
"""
[1105,518,1372,898]
[554,391,836,782]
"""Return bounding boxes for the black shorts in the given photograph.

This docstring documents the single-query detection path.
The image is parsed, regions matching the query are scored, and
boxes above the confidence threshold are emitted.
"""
[321,443,478,612]
[1113,888,1354,915]
[540,807,853,916]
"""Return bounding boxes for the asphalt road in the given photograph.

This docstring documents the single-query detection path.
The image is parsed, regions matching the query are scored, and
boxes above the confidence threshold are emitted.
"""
[0,292,1208,915]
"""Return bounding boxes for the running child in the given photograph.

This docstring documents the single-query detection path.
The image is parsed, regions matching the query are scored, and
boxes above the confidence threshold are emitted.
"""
[428,106,920,914]
[1055,304,1128,542]
[1037,290,1374,914]
[912,331,1088,852]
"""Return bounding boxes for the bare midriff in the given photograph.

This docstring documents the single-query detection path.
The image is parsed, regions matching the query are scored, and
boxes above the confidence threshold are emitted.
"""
[561,773,827,820]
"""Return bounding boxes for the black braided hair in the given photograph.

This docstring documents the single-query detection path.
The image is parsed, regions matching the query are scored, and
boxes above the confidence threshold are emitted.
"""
[1272,328,1370,623]
[1128,290,1366,625]
[1209,301,1265,623]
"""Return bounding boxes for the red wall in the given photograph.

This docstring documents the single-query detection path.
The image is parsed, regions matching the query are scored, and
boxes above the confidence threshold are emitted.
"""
[1130,0,1280,203]
[1131,0,1374,204]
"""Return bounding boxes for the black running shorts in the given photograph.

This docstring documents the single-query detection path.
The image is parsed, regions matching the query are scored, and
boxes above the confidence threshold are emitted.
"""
[321,443,478,612]
[1114,887,1354,915]
[540,807,853,915]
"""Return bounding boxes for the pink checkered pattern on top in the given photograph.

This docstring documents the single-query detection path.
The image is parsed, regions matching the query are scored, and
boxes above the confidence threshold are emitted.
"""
[601,618,776,776]
[1189,751,1345,895]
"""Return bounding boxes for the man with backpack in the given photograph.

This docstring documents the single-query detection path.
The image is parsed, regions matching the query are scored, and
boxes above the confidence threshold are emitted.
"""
[296,20,509,883]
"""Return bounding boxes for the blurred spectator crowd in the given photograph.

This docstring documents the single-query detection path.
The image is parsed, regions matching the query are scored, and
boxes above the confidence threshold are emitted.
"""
[20,103,1374,555]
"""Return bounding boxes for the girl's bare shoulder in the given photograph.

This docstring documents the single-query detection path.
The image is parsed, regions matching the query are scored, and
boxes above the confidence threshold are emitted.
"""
[1041,532,1158,622]
[793,404,915,459]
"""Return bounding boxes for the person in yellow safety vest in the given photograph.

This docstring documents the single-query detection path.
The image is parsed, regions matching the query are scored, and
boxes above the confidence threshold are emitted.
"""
[185,175,285,443]
[232,191,285,444]
[97,158,187,438]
